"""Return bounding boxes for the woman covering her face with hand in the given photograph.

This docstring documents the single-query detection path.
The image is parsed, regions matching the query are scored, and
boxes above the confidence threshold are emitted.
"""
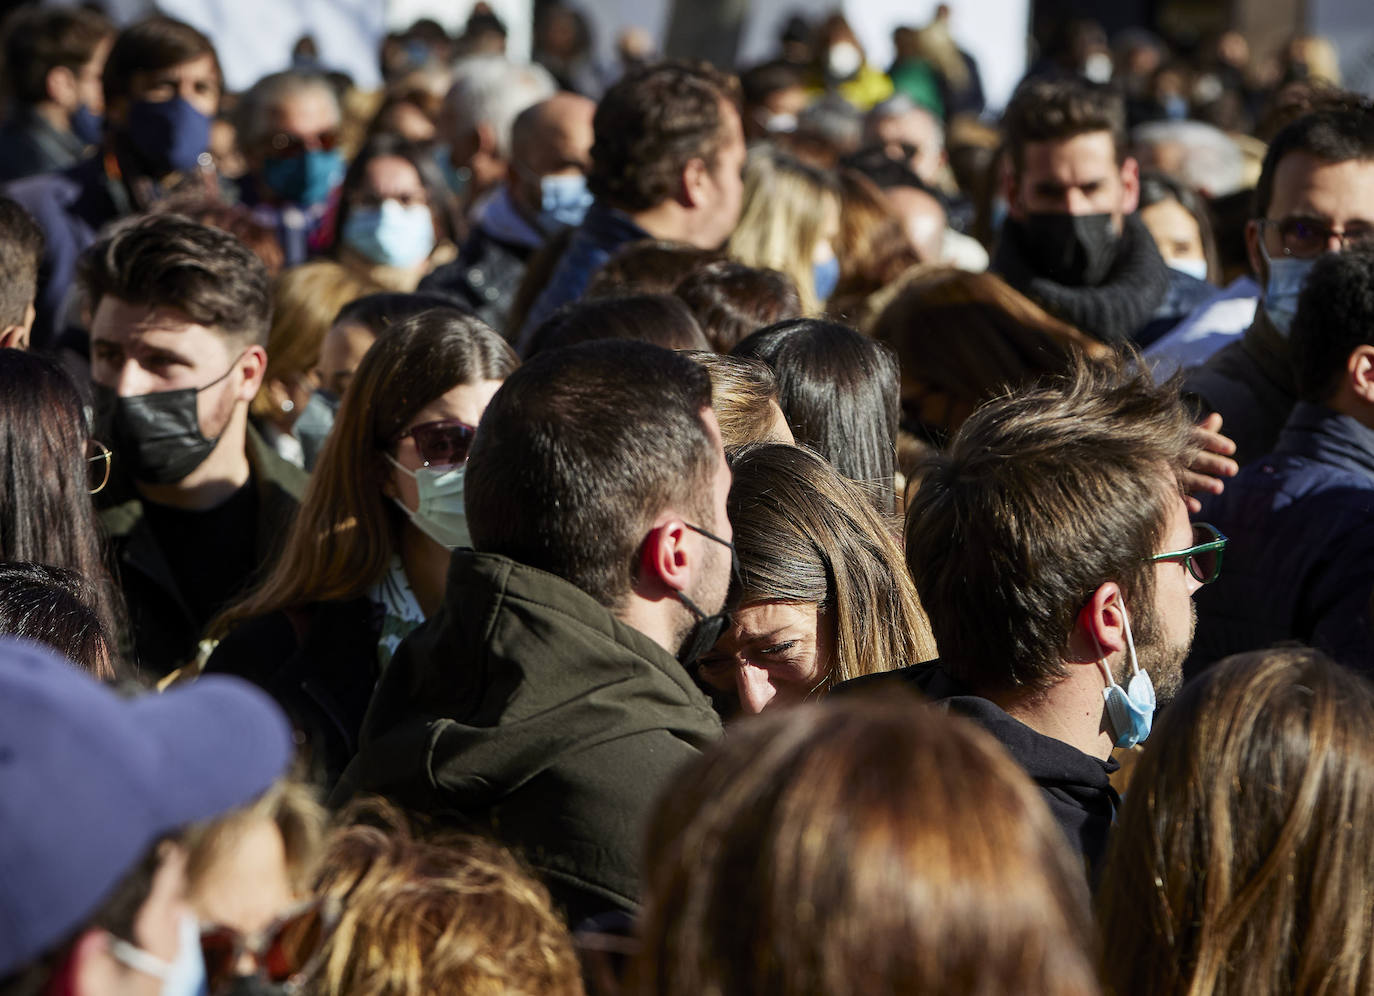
[695,443,937,716]
[207,309,517,785]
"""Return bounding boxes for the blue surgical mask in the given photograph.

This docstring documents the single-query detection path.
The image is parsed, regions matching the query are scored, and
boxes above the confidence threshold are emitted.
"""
[126,96,211,176]
[1262,251,1317,338]
[1167,257,1210,283]
[1098,605,1155,748]
[1162,94,1189,120]
[537,172,593,231]
[70,103,103,144]
[813,255,840,302]
[386,454,470,549]
[107,912,208,996]
[342,200,436,268]
[261,148,343,206]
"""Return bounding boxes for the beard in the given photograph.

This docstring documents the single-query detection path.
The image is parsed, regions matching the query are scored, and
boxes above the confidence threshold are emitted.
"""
[671,527,733,662]
[1127,599,1195,711]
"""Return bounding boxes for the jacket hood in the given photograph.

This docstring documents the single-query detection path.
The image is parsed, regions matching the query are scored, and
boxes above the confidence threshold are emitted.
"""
[342,551,722,811]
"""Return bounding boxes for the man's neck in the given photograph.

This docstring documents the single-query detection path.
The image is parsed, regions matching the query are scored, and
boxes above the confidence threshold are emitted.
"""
[614,594,684,659]
[629,201,703,249]
[31,101,70,135]
[990,668,1116,761]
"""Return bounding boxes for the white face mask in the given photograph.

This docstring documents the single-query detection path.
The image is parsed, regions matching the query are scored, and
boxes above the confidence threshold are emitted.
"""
[108,913,207,996]
[1167,257,1210,283]
[386,454,471,550]
[826,41,863,80]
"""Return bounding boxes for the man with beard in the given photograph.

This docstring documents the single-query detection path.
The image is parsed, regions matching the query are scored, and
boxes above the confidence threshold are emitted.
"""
[838,359,1212,877]
[992,78,1172,345]
[336,340,731,924]
[83,215,304,678]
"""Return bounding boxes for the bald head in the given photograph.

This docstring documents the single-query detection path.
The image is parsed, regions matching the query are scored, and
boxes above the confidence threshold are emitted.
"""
[885,185,947,262]
[508,92,596,220]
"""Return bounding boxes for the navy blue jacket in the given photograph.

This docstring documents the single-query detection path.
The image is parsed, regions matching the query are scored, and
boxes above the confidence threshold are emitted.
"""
[1189,402,1374,674]
[517,201,648,351]
[4,155,124,351]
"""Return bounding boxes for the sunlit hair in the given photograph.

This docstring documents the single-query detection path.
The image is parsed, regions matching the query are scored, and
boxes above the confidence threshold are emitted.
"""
[212,310,517,637]
[1097,646,1374,995]
[308,800,584,996]
[727,144,840,313]
[868,265,1110,443]
[828,169,920,322]
[688,352,791,450]
[726,443,937,691]
[251,262,379,421]
[183,777,327,902]
[632,699,1100,996]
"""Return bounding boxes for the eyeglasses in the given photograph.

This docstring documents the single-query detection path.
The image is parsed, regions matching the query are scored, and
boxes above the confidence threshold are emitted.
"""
[392,418,477,467]
[1258,217,1374,259]
[86,439,111,495]
[199,898,338,995]
[1146,521,1227,584]
[267,129,340,159]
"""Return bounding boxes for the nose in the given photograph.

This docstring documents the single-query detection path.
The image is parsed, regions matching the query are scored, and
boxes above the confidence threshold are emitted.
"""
[734,663,775,715]
[112,360,156,399]
[1065,188,1094,215]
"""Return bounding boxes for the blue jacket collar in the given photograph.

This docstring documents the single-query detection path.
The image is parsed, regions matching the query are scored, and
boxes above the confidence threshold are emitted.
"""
[1276,402,1374,481]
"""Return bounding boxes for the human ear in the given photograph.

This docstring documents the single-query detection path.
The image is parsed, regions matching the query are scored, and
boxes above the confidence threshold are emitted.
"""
[1074,582,1128,661]
[1119,156,1141,215]
[639,519,692,594]
[1347,345,1374,404]
[46,65,78,109]
[0,325,26,350]
[681,157,709,209]
[234,345,269,401]
[70,928,121,996]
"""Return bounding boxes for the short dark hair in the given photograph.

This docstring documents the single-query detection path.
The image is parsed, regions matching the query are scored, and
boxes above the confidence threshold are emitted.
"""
[0,5,112,106]
[739,59,804,108]
[465,340,716,609]
[78,215,271,346]
[1002,78,1127,172]
[523,293,710,359]
[0,563,113,681]
[102,15,219,109]
[733,319,899,512]
[675,261,802,352]
[0,199,44,327]
[1292,246,1374,403]
[332,291,469,334]
[905,359,1194,694]
[588,60,741,213]
[584,239,724,299]
[1254,103,1374,219]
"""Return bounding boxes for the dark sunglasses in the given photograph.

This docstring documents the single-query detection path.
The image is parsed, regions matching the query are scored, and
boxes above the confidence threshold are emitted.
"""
[199,898,338,995]
[393,418,477,467]
[1147,521,1227,584]
[267,129,340,159]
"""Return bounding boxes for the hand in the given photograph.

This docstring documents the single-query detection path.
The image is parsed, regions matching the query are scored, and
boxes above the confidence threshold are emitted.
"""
[1183,412,1238,513]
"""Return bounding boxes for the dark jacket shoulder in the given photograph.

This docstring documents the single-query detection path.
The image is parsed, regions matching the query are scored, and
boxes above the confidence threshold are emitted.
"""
[1184,312,1295,466]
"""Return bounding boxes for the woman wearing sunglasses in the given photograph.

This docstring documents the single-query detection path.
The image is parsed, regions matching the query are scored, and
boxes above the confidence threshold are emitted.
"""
[207,308,518,785]
[0,350,127,676]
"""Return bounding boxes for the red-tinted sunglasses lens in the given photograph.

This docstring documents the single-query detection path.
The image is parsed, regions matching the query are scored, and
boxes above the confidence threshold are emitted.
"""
[261,905,330,983]
[199,927,242,991]
[409,419,476,467]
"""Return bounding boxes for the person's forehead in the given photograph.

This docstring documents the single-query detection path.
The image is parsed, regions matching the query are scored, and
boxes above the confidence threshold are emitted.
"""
[1267,152,1374,220]
[91,298,223,352]
[363,155,423,191]
[878,109,938,142]
[271,87,339,134]
[143,52,218,84]
[1020,130,1118,179]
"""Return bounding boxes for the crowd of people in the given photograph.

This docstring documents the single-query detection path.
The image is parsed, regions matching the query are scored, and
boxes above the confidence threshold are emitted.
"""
[0,1,1373,993]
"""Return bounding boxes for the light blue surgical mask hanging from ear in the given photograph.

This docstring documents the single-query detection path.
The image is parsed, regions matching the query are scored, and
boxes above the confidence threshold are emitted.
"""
[813,255,840,302]
[1095,602,1156,748]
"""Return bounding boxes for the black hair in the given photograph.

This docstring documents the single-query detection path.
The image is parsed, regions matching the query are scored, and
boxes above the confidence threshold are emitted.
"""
[332,291,470,335]
[1292,246,1374,403]
[522,294,710,359]
[675,261,802,353]
[1255,102,1374,219]
[1138,171,1221,284]
[102,15,219,109]
[466,340,716,608]
[0,5,111,106]
[733,319,899,512]
[0,563,113,680]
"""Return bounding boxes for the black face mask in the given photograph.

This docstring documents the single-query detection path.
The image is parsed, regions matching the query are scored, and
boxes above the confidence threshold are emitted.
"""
[93,362,237,486]
[217,976,290,996]
[1022,212,1120,286]
[675,521,739,669]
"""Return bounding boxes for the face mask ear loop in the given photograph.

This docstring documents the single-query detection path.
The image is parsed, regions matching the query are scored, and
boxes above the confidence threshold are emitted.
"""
[1120,600,1141,679]
[383,451,417,479]
[1089,624,1117,690]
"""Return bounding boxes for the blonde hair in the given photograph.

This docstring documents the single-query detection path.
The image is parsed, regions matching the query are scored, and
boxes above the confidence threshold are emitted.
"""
[183,778,328,899]
[251,262,380,420]
[728,145,839,313]
[309,800,585,996]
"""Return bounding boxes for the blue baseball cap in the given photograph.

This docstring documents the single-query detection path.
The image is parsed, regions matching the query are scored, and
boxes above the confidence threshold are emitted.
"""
[0,638,293,975]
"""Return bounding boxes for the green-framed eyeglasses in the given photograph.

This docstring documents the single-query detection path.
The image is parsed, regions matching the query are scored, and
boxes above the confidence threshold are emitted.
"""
[1147,522,1227,584]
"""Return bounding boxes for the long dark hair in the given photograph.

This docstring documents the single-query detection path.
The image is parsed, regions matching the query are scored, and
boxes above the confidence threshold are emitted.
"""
[0,351,125,658]
[330,134,462,255]
[733,318,899,511]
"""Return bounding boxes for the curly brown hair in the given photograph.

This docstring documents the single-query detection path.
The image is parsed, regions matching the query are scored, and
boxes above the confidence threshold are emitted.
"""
[588,60,741,213]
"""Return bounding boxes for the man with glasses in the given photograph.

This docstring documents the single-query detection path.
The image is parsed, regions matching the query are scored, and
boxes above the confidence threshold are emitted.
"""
[81,215,304,678]
[838,360,1215,877]
[1190,247,1374,674]
[1187,100,1374,465]
[233,71,343,267]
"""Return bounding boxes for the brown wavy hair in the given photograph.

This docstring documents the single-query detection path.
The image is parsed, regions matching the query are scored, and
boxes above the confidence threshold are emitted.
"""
[308,800,584,996]
[1097,646,1374,996]
[212,309,516,636]
[631,698,1100,996]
